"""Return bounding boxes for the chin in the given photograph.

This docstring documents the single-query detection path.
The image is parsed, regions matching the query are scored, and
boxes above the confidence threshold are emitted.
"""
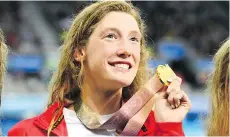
[116,78,133,87]
[105,78,134,91]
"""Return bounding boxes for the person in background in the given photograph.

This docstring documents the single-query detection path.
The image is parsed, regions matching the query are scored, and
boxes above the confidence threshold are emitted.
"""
[208,38,229,136]
[0,29,8,135]
[8,1,191,136]
[0,29,8,106]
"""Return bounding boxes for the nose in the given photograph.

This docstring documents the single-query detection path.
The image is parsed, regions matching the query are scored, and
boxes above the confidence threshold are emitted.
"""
[116,49,131,59]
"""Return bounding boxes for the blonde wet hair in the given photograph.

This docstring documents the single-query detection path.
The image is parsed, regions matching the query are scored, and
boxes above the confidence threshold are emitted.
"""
[0,29,8,136]
[0,29,8,105]
[208,38,229,136]
[47,1,150,135]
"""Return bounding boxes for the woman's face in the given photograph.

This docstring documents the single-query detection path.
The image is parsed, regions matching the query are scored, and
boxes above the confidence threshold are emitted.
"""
[80,11,141,91]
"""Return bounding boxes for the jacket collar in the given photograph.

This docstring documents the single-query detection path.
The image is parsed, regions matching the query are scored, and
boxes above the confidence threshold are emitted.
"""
[33,102,68,136]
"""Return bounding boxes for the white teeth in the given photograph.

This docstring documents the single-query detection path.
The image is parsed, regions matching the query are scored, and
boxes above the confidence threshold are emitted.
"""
[114,64,129,70]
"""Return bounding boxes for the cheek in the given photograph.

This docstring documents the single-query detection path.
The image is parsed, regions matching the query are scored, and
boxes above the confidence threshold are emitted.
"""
[134,46,141,66]
[85,41,113,69]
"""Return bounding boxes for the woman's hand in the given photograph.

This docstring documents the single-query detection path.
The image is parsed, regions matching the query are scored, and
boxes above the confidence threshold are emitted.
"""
[154,77,192,122]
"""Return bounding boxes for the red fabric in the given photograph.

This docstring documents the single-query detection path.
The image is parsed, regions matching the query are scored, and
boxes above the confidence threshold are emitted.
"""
[8,102,184,136]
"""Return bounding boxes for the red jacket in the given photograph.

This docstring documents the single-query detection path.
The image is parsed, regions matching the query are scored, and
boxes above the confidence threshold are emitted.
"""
[8,102,185,136]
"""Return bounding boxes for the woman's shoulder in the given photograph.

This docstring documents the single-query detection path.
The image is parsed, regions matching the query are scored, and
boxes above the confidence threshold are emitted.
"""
[8,102,65,136]
[7,116,38,136]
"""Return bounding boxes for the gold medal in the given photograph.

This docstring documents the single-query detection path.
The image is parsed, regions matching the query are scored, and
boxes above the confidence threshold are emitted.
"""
[156,64,176,86]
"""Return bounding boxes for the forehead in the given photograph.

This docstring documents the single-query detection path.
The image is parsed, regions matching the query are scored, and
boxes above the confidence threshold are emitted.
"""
[95,11,141,34]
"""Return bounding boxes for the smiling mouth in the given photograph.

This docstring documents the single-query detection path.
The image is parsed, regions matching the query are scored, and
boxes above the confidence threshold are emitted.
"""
[108,62,132,71]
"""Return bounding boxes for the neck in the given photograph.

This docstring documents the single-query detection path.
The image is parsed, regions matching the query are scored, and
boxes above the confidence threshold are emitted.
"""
[69,76,123,115]
[81,83,122,115]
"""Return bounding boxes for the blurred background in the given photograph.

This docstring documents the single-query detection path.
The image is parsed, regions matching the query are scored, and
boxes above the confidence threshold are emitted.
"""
[0,1,229,136]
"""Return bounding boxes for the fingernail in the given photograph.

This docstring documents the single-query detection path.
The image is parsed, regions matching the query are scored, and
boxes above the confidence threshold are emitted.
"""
[167,78,173,82]
[167,76,176,82]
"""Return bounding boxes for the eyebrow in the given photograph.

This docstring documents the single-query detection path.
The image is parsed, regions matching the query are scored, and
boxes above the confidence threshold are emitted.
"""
[100,28,121,36]
[129,30,142,38]
[100,27,142,38]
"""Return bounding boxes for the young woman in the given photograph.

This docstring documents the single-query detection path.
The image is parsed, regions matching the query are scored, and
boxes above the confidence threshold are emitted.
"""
[0,29,8,135]
[208,39,229,136]
[8,1,191,136]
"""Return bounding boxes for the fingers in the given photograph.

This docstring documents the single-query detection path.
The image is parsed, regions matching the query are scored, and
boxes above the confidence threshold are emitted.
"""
[167,91,184,109]
[156,76,191,110]
[166,77,182,94]
[166,76,183,109]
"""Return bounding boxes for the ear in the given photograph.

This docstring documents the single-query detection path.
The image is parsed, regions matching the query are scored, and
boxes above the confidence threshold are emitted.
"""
[73,47,86,62]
